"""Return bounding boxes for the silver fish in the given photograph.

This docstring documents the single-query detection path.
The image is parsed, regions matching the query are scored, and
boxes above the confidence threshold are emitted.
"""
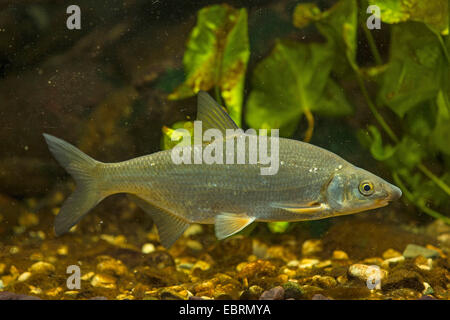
[44,91,402,248]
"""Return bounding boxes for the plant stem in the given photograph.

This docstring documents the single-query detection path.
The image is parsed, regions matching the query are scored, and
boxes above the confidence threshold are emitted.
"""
[303,108,314,143]
[362,25,383,65]
[437,33,450,64]
[354,70,399,143]
[417,163,450,196]
[393,173,450,224]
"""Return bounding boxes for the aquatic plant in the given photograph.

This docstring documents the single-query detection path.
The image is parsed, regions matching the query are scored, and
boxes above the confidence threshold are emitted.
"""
[163,1,450,224]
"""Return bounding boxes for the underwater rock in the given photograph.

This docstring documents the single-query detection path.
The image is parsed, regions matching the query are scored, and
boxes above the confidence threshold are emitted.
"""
[186,240,203,252]
[422,282,434,295]
[17,272,32,282]
[414,256,432,271]
[382,249,402,260]
[311,293,333,300]
[237,260,277,280]
[332,250,349,260]
[382,256,405,269]
[302,239,323,257]
[192,260,211,272]
[239,285,264,300]
[348,264,388,283]
[298,258,319,269]
[141,243,156,254]
[259,286,285,300]
[403,244,439,259]
[282,282,304,299]
[90,273,117,289]
[381,269,425,292]
[29,261,55,275]
[96,258,128,277]
[184,224,204,237]
[310,275,337,289]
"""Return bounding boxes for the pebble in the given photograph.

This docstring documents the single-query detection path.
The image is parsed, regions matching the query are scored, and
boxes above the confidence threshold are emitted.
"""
[184,224,203,237]
[403,244,439,259]
[301,239,323,256]
[381,269,424,292]
[29,261,55,275]
[259,286,285,300]
[312,293,332,300]
[422,282,434,295]
[332,250,349,260]
[240,285,264,300]
[186,240,203,252]
[315,260,332,268]
[381,256,405,269]
[0,291,41,300]
[287,260,299,268]
[282,282,303,299]
[96,258,128,277]
[298,258,319,269]
[90,274,117,289]
[382,248,402,260]
[57,245,69,256]
[45,287,63,297]
[0,280,4,289]
[17,272,32,282]
[192,260,211,272]
[414,256,432,271]
[363,257,384,266]
[141,243,155,254]
[348,264,387,283]
[64,291,79,298]
[80,272,95,281]
[311,275,337,288]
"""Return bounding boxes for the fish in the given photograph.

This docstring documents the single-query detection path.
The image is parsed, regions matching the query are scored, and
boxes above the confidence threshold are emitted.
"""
[43,91,402,248]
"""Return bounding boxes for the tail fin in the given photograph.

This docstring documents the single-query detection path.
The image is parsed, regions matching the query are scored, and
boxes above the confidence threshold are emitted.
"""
[43,133,105,236]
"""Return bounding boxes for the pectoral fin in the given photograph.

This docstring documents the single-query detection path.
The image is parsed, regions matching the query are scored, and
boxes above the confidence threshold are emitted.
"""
[270,201,327,214]
[127,194,189,248]
[215,212,255,240]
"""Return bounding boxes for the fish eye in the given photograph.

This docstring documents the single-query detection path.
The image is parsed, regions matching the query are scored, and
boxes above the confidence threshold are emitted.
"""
[359,181,374,196]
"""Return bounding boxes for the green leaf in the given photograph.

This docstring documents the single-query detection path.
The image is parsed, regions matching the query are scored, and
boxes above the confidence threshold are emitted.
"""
[292,3,322,28]
[161,121,194,150]
[267,222,290,234]
[378,22,446,117]
[168,4,250,126]
[395,136,425,169]
[366,125,397,161]
[368,0,449,35]
[246,40,351,136]
[432,90,450,155]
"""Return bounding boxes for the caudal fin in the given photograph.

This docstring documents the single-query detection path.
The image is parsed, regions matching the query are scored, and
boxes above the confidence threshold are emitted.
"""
[43,133,105,236]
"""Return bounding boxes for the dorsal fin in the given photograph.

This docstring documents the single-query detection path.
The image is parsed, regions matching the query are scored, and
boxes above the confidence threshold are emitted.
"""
[127,194,189,248]
[197,91,240,135]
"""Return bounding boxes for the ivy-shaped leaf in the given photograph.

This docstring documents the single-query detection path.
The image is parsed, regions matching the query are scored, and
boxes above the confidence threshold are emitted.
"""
[378,22,447,117]
[245,40,352,137]
[432,90,450,155]
[168,4,249,126]
[367,0,449,35]
[366,125,397,161]
[161,121,194,150]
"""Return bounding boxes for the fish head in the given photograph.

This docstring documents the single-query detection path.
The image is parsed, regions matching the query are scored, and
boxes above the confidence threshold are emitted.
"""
[324,165,402,215]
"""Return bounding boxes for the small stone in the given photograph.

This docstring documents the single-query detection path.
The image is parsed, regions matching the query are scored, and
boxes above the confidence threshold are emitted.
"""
[186,240,203,252]
[348,264,387,283]
[45,287,63,297]
[237,260,277,279]
[337,275,347,284]
[282,267,296,277]
[141,243,155,254]
[311,275,337,289]
[192,260,211,272]
[29,286,42,295]
[160,290,186,300]
[287,260,299,268]
[80,272,95,281]
[116,294,135,300]
[315,260,332,268]
[301,239,323,256]
[0,280,4,289]
[184,224,203,237]
[414,256,432,271]
[382,248,402,260]
[90,274,117,289]
[332,250,349,260]
[29,262,55,275]
[18,272,32,282]
[240,285,264,300]
[403,244,439,259]
[381,256,405,269]
[64,291,79,297]
[0,291,41,300]
[96,258,128,277]
[259,286,285,300]
[422,282,434,295]
[298,258,319,269]
[363,257,384,266]
[282,281,303,299]
[57,245,69,256]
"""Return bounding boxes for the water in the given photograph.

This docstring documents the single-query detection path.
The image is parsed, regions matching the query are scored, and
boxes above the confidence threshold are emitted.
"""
[0,0,449,300]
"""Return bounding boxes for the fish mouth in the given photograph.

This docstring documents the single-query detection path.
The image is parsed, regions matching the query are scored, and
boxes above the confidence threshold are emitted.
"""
[387,185,402,202]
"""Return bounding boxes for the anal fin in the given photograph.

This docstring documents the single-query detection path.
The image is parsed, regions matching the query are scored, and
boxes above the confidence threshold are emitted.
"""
[128,194,189,248]
[215,212,255,240]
